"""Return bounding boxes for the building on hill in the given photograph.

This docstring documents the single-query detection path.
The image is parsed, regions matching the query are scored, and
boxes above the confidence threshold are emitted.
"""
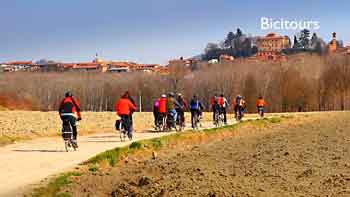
[168,57,198,68]
[72,62,108,72]
[327,32,350,55]
[219,54,234,62]
[256,33,290,60]
[328,32,338,53]
[1,61,34,72]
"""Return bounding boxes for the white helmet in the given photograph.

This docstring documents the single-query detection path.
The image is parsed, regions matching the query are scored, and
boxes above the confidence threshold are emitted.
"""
[161,94,166,98]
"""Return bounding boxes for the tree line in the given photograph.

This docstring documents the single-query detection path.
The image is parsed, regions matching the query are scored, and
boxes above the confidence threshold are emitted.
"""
[0,53,349,113]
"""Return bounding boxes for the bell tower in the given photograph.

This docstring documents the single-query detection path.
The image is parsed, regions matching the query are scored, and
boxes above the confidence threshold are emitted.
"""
[328,32,338,53]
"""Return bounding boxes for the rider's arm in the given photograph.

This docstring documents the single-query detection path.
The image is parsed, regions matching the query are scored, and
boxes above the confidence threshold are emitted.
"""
[129,100,137,112]
[72,97,82,119]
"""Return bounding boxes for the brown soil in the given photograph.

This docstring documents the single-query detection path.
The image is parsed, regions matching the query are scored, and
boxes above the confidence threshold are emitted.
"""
[65,112,350,196]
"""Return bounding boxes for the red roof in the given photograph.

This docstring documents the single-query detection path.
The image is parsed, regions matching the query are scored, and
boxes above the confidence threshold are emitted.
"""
[5,61,33,65]
[61,63,76,68]
[74,63,101,69]
[109,62,135,68]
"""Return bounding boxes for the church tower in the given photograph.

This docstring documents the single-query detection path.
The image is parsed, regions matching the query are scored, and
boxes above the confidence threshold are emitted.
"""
[328,32,338,53]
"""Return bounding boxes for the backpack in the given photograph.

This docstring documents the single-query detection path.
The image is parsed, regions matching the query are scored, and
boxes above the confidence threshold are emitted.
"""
[190,100,200,110]
[115,119,121,130]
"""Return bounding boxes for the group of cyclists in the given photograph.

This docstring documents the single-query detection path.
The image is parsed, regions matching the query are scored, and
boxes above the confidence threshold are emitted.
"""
[58,90,267,147]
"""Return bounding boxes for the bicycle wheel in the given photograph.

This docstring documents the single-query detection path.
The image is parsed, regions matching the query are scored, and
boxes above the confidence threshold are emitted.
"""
[64,141,69,152]
[214,113,219,127]
[72,141,77,151]
[192,113,198,130]
[119,121,127,142]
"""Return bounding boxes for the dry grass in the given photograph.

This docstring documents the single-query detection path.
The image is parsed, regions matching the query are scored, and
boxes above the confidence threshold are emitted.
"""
[0,111,229,146]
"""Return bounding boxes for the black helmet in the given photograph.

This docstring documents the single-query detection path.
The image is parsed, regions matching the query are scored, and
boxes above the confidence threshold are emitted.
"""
[65,91,73,97]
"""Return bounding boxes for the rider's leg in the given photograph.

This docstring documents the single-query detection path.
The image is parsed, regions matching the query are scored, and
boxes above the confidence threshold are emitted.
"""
[153,109,158,126]
[170,109,177,123]
[69,116,77,141]
[181,111,185,126]
[212,106,215,122]
[190,110,195,128]
[129,113,134,132]
[122,115,131,136]
[222,107,227,124]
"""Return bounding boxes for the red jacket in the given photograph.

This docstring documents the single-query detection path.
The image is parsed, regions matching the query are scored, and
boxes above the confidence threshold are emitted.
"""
[159,98,167,113]
[115,98,137,115]
[218,96,224,107]
[256,99,267,107]
[59,96,81,118]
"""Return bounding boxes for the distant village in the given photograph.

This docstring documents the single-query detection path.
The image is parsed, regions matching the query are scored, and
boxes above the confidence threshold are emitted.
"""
[1,31,349,74]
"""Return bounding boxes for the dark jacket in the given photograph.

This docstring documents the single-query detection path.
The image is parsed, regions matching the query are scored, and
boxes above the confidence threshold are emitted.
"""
[59,96,81,118]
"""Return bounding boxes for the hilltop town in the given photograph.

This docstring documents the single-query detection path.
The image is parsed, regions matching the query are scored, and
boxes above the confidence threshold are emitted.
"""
[1,30,349,74]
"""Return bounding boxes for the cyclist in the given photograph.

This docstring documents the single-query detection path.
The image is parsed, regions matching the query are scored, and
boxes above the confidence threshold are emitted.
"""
[233,95,246,120]
[189,95,204,129]
[158,94,167,128]
[115,92,137,139]
[210,94,218,122]
[218,94,229,125]
[153,98,160,128]
[256,96,267,117]
[176,93,188,127]
[166,92,180,125]
[212,99,221,125]
[58,91,82,148]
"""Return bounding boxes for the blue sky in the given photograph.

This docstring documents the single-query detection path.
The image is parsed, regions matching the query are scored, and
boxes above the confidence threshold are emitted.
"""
[1,0,349,64]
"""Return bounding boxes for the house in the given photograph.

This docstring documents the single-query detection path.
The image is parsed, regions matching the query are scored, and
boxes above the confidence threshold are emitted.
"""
[108,67,129,73]
[256,33,291,60]
[2,61,33,72]
[219,54,234,62]
[72,62,108,72]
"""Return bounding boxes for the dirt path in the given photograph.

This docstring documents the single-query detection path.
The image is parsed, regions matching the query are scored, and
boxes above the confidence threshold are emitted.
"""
[0,120,221,196]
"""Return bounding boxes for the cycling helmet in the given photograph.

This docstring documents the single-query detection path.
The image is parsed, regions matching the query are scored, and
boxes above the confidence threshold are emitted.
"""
[161,94,166,98]
[168,92,175,97]
[65,91,73,97]
[178,93,182,97]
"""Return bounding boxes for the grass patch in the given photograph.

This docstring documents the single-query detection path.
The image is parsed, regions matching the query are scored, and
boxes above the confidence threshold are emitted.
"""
[88,164,98,173]
[87,146,130,167]
[0,135,31,146]
[268,117,282,123]
[32,172,82,197]
[129,141,142,150]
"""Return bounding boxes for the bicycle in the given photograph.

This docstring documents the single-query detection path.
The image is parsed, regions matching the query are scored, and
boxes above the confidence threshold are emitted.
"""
[235,107,244,122]
[116,118,133,141]
[176,112,185,131]
[214,111,224,127]
[258,106,265,118]
[192,112,201,130]
[166,112,179,132]
[156,113,167,132]
[62,119,77,152]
